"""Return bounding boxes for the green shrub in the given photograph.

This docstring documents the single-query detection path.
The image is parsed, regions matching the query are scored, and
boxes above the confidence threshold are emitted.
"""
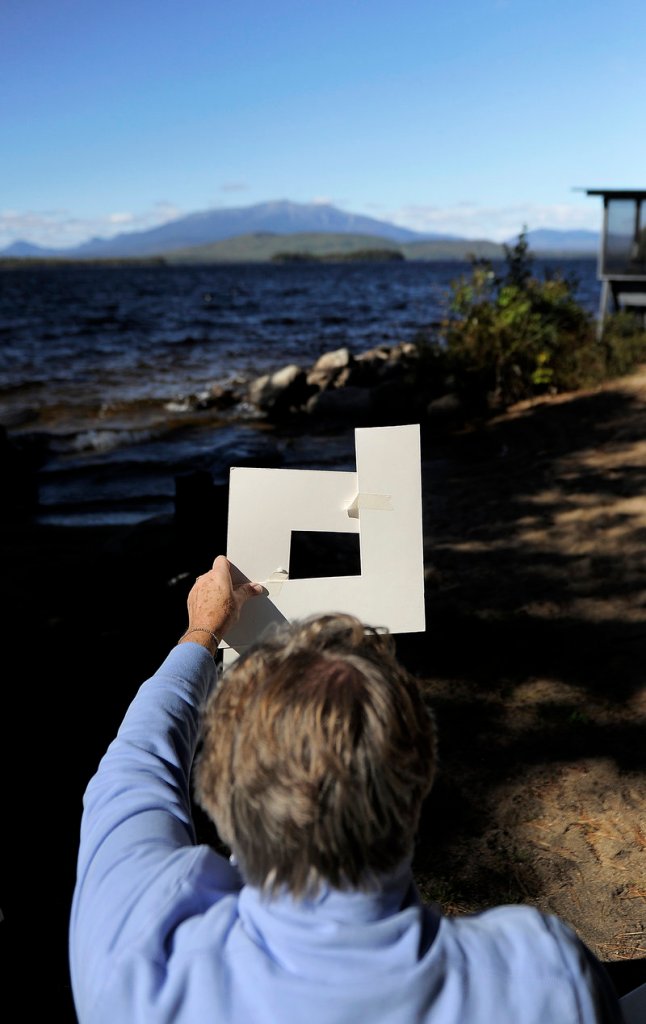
[601,310,646,376]
[428,234,646,414]
[436,232,606,412]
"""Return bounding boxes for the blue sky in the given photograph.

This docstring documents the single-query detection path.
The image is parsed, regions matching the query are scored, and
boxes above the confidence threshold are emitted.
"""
[2,0,645,248]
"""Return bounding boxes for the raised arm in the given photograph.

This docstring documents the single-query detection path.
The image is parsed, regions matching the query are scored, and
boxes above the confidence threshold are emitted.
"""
[69,557,262,1016]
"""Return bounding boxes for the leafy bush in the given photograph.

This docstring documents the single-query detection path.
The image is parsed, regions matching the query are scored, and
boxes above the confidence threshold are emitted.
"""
[601,310,646,377]
[430,231,646,414]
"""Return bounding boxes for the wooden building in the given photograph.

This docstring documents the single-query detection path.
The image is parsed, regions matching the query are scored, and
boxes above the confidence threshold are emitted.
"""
[586,188,646,328]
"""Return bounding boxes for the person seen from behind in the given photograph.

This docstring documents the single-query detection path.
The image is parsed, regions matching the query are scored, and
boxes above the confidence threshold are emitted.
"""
[69,554,624,1023]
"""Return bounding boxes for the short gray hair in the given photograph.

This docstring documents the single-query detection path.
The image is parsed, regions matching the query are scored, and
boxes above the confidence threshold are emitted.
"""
[194,613,437,898]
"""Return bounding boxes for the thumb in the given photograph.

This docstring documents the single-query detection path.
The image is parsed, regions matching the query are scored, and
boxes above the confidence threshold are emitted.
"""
[236,581,265,600]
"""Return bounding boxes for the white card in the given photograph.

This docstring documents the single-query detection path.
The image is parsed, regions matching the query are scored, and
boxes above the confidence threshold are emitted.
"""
[222,424,425,663]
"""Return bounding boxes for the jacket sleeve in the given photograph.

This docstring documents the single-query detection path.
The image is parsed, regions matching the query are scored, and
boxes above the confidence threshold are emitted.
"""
[69,643,241,1013]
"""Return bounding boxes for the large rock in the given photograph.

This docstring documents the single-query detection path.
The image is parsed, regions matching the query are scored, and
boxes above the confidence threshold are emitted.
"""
[247,364,314,418]
[370,374,428,423]
[312,347,351,372]
[306,347,354,391]
[306,386,373,425]
[351,345,396,387]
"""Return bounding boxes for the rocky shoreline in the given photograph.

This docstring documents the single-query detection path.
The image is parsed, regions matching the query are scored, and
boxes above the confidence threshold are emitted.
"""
[185,337,453,427]
[1,337,460,527]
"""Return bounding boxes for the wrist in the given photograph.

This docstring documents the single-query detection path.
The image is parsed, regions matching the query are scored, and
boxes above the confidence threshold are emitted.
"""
[177,627,221,657]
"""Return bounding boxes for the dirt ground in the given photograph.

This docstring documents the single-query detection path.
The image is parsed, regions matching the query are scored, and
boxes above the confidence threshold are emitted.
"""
[405,367,646,989]
[4,365,646,1015]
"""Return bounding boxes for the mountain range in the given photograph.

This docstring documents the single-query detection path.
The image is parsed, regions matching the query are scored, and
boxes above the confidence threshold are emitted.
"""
[0,199,600,261]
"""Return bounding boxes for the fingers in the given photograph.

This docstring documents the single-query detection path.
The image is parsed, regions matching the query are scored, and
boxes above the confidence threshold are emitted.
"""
[209,555,262,597]
[237,581,265,600]
[210,554,231,580]
[205,555,264,612]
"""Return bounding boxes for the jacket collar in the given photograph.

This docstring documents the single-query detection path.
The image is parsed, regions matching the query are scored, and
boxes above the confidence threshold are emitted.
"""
[237,860,441,977]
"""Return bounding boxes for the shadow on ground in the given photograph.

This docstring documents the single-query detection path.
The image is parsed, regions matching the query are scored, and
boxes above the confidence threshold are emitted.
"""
[396,378,646,973]
[5,371,646,1016]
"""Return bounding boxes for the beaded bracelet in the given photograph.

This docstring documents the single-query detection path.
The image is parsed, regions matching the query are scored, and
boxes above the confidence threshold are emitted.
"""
[178,626,220,650]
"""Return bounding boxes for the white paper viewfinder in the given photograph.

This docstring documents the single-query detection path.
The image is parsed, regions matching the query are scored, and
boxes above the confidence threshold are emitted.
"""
[222,423,425,664]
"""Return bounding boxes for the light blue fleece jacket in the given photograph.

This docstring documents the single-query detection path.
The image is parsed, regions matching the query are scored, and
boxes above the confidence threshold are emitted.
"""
[69,643,622,1024]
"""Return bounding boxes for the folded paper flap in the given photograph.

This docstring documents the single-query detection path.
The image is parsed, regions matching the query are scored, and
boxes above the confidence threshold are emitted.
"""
[346,492,393,519]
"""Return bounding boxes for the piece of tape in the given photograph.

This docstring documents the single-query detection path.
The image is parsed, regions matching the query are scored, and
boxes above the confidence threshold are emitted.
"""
[264,567,289,596]
[346,492,393,519]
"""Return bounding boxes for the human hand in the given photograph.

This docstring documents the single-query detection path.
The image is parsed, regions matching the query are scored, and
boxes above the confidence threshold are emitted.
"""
[178,555,263,654]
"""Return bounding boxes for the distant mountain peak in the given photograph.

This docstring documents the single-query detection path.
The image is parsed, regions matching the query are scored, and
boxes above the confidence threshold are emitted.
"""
[0,200,443,259]
[0,202,603,260]
[0,239,57,257]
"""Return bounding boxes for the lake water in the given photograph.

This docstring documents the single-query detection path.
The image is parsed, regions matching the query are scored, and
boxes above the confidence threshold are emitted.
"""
[0,258,600,525]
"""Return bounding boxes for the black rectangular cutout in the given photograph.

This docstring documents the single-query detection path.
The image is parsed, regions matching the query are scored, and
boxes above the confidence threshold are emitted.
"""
[289,531,361,580]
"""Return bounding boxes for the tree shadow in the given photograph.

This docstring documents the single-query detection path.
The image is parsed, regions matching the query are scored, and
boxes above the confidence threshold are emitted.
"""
[392,378,646,939]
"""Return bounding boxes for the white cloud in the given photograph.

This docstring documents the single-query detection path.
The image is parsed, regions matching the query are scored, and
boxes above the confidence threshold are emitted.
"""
[220,181,249,193]
[0,201,183,249]
[385,201,601,241]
